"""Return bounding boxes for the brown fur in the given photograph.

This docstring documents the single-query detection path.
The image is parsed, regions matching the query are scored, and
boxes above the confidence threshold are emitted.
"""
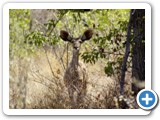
[60,29,93,108]
[64,61,88,107]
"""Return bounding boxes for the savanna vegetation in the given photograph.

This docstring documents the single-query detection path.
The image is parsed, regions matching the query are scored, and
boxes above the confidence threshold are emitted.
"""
[9,9,145,109]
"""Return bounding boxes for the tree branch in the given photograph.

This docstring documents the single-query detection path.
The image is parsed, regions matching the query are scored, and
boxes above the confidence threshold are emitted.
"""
[120,10,134,95]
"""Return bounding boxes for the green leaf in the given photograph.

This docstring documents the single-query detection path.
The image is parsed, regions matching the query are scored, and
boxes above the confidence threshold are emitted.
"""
[104,62,114,76]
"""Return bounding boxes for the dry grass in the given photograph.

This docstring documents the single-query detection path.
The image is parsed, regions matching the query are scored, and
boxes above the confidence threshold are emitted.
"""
[9,48,137,109]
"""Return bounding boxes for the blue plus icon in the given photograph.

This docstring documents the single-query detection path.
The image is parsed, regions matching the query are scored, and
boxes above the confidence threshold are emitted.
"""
[142,93,153,105]
[137,89,158,110]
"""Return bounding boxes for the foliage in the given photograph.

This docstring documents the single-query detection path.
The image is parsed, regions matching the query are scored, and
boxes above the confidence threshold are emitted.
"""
[9,9,33,58]
[10,9,131,76]
[104,62,114,76]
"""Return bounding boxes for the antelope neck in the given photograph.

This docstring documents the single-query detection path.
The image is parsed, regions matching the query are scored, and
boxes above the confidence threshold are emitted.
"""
[71,49,79,68]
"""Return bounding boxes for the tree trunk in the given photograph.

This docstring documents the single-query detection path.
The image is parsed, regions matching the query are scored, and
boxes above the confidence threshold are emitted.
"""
[120,9,145,95]
[131,9,145,95]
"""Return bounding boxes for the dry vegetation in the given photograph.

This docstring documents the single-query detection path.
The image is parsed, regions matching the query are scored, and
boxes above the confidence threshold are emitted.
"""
[9,46,138,109]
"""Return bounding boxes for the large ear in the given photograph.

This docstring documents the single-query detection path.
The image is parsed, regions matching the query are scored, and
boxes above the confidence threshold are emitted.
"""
[60,30,72,42]
[81,29,93,41]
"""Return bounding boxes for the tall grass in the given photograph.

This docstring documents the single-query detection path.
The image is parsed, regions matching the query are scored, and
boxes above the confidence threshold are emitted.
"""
[9,47,137,109]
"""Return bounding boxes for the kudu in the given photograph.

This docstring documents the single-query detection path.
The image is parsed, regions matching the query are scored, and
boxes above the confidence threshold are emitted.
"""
[60,29,93,108]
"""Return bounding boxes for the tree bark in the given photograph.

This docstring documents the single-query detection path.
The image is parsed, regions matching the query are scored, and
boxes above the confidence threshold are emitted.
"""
[131,9,145,95]
[120,9,145,95]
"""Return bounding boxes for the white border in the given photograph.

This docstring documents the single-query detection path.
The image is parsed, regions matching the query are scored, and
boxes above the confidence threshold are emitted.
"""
[3,3,151,115]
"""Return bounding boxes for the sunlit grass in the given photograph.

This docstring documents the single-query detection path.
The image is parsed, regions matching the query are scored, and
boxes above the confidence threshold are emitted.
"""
[9,48,136,109]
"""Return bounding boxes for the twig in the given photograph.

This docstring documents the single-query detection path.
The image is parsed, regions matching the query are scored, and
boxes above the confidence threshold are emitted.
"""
[32,79,56,93]
[52,47,66,71]
[59,44,67,70]
[44,50,59,80]
[31,67,57,85]
[46,12,67,37]
[30,68,58,94]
